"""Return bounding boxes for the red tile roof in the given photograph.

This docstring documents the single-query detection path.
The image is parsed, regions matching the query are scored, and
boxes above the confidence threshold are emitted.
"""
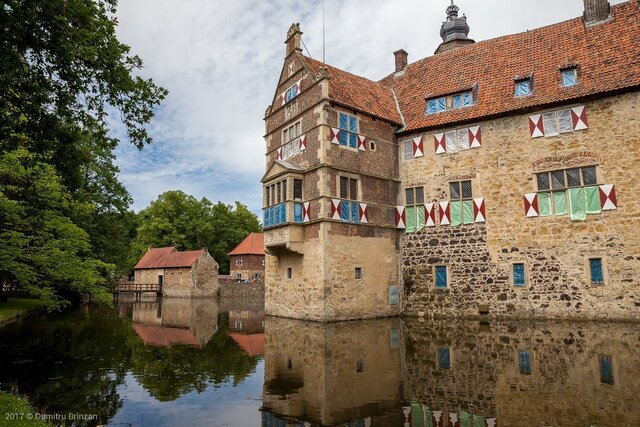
[303,56,403,125]
[133,324,200,347]
[228,233,264,256]
[229,333,265,356]
[134,247,205,269]
[379,1,640,132]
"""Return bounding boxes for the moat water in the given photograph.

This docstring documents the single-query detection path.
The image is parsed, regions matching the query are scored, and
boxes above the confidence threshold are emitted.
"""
[0,296,639,427]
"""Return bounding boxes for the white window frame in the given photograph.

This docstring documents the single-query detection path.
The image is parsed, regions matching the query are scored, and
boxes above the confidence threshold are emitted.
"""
[541,109,573,137]
[515,78,532,97]
[561,68,578,87]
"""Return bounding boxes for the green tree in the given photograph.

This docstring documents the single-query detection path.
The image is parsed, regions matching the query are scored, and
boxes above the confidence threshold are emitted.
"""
[131,191,261,274]
[0,0,167,305]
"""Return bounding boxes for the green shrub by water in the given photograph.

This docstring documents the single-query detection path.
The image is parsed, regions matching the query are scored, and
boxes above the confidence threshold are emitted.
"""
[0,391,49,426]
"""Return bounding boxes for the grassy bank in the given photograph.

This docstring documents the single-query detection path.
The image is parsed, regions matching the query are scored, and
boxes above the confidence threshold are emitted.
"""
[0,298,45,327]
[0,391,49,426]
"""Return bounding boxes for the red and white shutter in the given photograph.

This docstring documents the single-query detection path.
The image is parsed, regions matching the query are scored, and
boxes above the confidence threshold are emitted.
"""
[277,147,283,161]
[298,135,307,151]
[434,133,446,154]
[280,91,287,106]
[331,199,341,220]
[295,78,302,93]
[359,203,369,223]
[571,105,588,131]
[302,202,310,222]
[412,136,424,157]
[287,62,294,77]
[599,184,618,210]
[529,114,544,138]
[330,128,341,144]
[395,206,406,229]
[524,193,539,217]
[425,203,436,227]
[439,201,451,225]
[469,126,482,148]
[473,198,486,223]
[357,135,367,151]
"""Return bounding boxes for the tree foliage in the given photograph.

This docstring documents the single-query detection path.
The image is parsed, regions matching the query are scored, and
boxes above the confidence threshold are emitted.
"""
[131,191,261,274]
[0,0,167,307]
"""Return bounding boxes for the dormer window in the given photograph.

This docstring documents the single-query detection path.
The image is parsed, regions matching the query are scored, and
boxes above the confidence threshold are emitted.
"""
[426,97,446,114]
[515,78,532,97]
[426,90,474,115]
[561,68,578,87]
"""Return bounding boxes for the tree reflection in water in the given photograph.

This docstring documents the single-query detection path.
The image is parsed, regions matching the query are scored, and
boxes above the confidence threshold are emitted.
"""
[0,297,262,424]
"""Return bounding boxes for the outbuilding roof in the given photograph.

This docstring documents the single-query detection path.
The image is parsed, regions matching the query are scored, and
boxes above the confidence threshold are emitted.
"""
[134,247,206,269]
[229,233,264,256]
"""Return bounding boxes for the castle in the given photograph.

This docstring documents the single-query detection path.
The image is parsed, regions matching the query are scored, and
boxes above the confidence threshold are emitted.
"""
[262,0,640,321]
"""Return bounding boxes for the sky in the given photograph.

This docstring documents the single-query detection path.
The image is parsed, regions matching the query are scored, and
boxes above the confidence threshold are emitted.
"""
[113,0,627,214]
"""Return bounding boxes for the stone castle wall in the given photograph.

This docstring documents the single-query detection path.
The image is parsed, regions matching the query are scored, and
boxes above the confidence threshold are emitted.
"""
[401,92,640,319]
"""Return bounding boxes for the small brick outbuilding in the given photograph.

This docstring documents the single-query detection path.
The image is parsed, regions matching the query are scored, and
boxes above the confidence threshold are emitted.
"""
[228,233,265,282]
[134,247,219,297]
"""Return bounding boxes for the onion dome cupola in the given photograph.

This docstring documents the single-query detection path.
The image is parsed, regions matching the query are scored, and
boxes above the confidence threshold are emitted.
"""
[435,1,475,54]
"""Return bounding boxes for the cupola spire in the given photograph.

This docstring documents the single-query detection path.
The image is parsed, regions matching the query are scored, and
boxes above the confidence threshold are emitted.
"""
[435,1,475,54]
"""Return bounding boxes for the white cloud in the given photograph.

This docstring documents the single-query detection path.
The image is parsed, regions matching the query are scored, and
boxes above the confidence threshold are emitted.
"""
[113,0,627,212]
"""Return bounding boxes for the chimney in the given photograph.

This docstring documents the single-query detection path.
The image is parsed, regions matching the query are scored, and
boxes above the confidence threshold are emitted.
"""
[394,49,408,73]
[583,0,611,25]
[285,23,302,56]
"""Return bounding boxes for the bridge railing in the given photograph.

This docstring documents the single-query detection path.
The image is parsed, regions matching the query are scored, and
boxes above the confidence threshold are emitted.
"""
[116,283,162,293]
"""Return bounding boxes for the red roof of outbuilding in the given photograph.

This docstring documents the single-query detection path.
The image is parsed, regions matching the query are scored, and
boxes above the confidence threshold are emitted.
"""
[228,233,264,256]
[229,333,265,356]
[378,1,640,132]
[134,247,205,269]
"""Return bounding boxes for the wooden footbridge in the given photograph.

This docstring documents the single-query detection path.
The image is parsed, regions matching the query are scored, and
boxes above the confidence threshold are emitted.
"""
[114,283,163,300]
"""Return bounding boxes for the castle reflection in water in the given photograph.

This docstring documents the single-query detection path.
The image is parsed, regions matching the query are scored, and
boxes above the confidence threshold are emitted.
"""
[123,297,640,427]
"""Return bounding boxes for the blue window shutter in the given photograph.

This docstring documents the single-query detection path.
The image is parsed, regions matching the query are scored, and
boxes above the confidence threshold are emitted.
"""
[438,347,450,369]
[340,201,350,222]
[294,203,303,223]
[515,80,530,96]
[518,351,532,375]
[462,91,471,106]
[590,258,604,284]
[513,263,525,286]
[562,69,576,87]
[435,266,447,288]
[349,132,357,148]
[437,97,446,111]
[349,115,357,132]
[339,113,348,130]
[264,209,269,227]
[453,95,461,109]
[599,355,614,384]
[351,202,359,223]
[427,100,437,114]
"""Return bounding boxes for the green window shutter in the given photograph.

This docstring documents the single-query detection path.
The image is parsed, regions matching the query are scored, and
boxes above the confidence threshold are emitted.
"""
[585,186,602,214]
[538,192,552,216]
[460,411,471,427]
[568,187,587,221]
[422,405,433,427]
[553,190,567,215]
[462,200,474,224]
[473,416,486,427]
[405,206,416,233]
[411,402,424,427]
[416,205,426,232]
[450,201,462,226]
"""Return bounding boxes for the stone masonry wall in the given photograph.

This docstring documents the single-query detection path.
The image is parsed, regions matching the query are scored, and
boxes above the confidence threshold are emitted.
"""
[403,318,640,427]
[401,92,640,319]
